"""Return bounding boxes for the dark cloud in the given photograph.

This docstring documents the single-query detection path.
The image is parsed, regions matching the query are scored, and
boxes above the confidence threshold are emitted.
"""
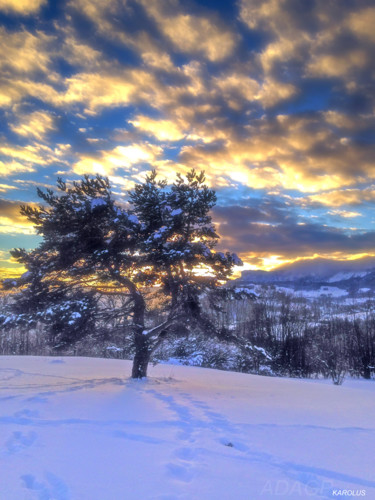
[215,203,375,257]
[0,198,29,222]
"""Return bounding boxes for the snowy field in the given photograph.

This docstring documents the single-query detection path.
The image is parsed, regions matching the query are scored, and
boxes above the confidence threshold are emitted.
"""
[1,357,374,500]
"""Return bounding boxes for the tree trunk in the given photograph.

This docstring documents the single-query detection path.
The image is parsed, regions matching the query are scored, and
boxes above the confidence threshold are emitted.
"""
[131,334,151,378]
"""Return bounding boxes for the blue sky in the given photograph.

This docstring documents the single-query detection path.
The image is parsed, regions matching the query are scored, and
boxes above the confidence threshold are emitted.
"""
[1,0,375,276]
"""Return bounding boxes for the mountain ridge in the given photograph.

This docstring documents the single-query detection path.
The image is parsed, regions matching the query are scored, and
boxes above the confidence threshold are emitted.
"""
[239,257,375,283]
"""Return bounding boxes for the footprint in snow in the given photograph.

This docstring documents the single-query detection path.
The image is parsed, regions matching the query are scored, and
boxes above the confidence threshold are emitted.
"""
[21,472,70,500]
[174,446,197,461]
[6,431,37,454]
[165,462,194,483]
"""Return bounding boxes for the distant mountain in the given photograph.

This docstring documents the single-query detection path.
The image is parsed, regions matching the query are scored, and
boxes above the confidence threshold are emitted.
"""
[233,257,375,297]
[238,257,375,283]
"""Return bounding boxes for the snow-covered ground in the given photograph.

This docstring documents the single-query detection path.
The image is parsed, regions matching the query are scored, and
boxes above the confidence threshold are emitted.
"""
[1,357,374,500]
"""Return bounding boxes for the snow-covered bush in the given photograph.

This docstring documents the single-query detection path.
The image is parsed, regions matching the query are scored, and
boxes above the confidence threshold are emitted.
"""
[153,333,274,375]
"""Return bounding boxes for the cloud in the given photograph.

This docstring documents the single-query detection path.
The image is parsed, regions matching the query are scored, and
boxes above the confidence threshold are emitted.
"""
[213,203,375,261]
[212,72,260,110]
[0,27,55,75]
[0,78,59,108]
[304,188,375,208]
[138,0,237,62]
[0,199,36,235]
[239,0,375,111]
[70,0,237,64]
[0,0,374,272]
[51,60,209,118]
[0,161,35,176]
[256,78,297,107]
[0,141,72,179]
[59,69,162,113]
[133,33,176,71]
[327,209,362,219]
[322,111,373,131]
[10,111,55,140]
[176,112,375,193]
[61,34,104,70]
[72,143,163,176]
[0,144,49,165]
[129,115,186,141]
[307,50,368,79]
[0,183,17,193]
[0,0,46,14]
[68,0,123,41]
[348,7,375,43]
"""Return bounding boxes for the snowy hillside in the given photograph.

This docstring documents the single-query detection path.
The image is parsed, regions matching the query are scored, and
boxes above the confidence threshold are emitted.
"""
[233,258,375,306]
[1,357,374,499]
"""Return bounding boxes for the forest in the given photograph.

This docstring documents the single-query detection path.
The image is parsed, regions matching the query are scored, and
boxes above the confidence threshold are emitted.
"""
[1,283,375,385]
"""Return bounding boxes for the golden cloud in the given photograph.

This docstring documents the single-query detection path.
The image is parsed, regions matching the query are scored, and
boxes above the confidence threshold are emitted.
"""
[60,70,157,113]
[0,27,54,75]
[0,144,49,165]
[0,78,60,108]
[62,35,103,69]
[140,0,236,62]
[248,253,375,272]
[328,209,361,218]
[0,183,17,193]
[0,217,36,235]
[129,115,186,142]
[158,14,235,62]
[307,50,368,78]
[10,111,55,140]
[0,266,26,281]
[213,73,259,109]
[240,0,374,96]
[73,143,163,177]
[0,199,36,235]
[174,112,375,193]
[323,111,361,130]
[0,0,46,14]
[256,78,297,107]
[305,188,375,207]
[69,0,121,41]
[348,7,375,42]
[0,161,35,176]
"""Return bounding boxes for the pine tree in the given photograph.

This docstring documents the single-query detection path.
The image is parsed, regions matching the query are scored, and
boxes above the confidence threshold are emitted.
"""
[3,170,242,377]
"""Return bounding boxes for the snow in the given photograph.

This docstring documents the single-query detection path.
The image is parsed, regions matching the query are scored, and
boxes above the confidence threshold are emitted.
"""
[231,253,243,266]
[90,198,107,209]
[303,286,349,298]
[274,285,349,299]
[328,271,368,283]
[170,208,182,216]
[1,356,374,499]
[128,214,139,224]
[106,346,123,352]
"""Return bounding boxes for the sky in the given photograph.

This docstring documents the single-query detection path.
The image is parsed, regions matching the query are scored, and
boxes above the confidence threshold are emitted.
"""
[0,0,375,278]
